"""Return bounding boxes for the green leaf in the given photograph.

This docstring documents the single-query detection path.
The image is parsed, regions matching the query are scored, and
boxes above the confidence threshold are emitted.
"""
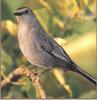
[27,85,36,98]
[21,76,31,92]
[21,76,36,98]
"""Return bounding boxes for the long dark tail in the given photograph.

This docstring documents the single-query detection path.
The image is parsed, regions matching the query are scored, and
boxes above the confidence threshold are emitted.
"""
[69,62,97,86]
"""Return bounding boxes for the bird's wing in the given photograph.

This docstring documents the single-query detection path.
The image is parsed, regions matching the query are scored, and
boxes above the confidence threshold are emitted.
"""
[29,27,71,63]
[39,34,71,63]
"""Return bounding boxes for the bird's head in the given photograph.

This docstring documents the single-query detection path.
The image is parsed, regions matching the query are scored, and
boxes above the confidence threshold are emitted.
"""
[14,7,36,24]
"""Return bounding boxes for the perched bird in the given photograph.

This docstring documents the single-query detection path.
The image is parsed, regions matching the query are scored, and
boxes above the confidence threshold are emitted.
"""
[14,7,96,86]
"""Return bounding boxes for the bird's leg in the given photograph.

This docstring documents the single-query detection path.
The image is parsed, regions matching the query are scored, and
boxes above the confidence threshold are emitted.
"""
[27,69,38,82]
[28,66,40,72]
[39,68,52,76]
[28,66,52,76]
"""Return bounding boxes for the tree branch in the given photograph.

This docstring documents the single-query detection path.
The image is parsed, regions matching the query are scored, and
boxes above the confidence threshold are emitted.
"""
[1,65,47,99]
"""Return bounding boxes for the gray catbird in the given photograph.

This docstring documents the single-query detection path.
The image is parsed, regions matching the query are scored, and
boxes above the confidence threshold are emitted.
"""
[14,7,96,86]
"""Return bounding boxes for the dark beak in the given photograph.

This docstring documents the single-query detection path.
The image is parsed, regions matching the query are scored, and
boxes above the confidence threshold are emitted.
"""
[13,11,23,16]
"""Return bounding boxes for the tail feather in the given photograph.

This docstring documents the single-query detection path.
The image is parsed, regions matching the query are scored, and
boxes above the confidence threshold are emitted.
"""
[70,62,97,86]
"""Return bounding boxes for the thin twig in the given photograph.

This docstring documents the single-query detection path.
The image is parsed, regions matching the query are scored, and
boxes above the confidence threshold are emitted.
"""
[27,71,47,98]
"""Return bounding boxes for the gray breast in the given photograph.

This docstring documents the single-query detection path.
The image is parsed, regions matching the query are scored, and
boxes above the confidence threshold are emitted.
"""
[18,30,56,68]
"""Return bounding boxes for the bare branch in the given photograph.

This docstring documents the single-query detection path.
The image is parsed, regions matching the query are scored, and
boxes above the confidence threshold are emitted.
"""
[1,65,47,99]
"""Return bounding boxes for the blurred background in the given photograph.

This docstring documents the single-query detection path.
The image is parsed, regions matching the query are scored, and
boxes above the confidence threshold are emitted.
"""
[1,0,96,99]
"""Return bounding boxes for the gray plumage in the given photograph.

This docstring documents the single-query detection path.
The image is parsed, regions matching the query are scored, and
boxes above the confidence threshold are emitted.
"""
[14,7,96,86]
[15,7,71,69]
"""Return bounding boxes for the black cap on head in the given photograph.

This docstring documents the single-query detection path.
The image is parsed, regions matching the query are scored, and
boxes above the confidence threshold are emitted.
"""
[13,7,29,16]
[16,7,28,10]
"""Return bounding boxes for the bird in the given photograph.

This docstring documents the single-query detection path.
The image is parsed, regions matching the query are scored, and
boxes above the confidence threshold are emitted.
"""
[14,7,96,86]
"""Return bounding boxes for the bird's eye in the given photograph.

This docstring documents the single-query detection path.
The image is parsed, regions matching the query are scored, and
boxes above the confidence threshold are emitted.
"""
[24,10,28,14]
